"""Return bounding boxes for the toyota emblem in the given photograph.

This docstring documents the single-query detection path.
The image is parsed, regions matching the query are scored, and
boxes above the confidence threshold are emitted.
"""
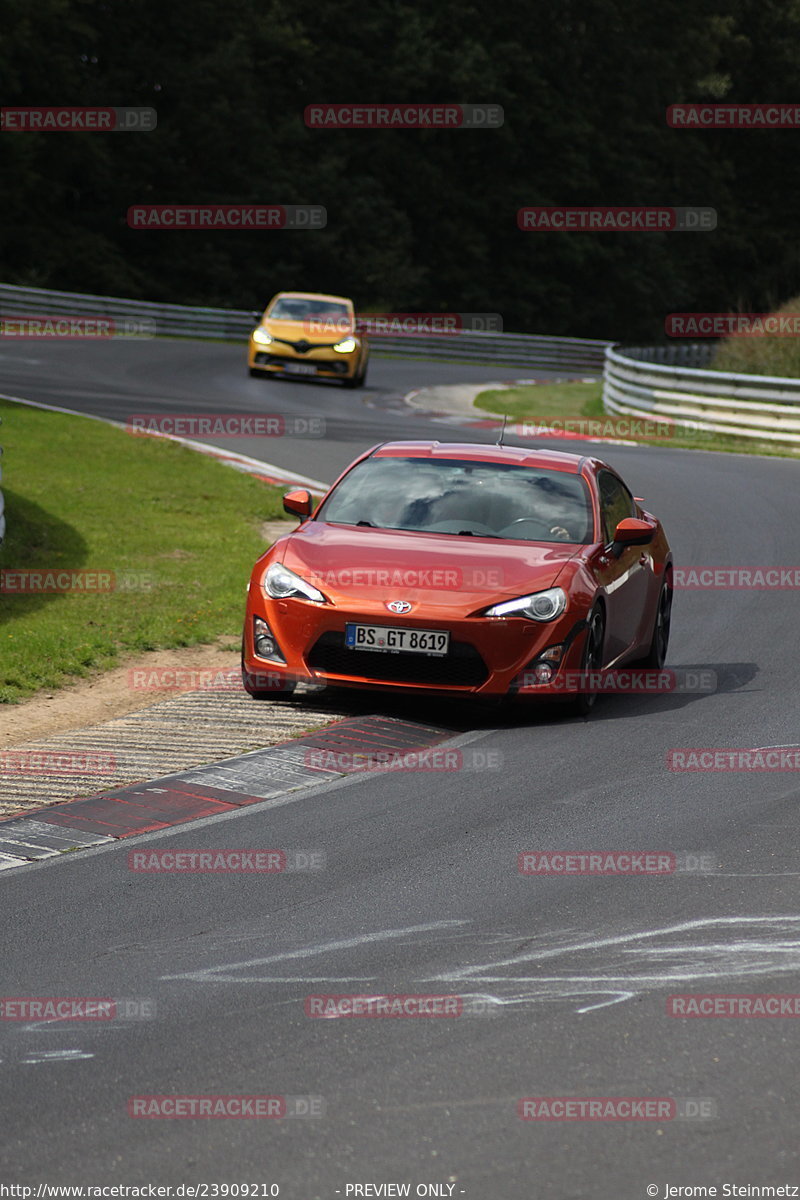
[386,600,412,614]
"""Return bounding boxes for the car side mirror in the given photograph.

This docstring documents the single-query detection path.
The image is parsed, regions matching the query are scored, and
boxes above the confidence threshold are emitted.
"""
[283,489,313,518]
[251,310,263,322]
[610,517,655,557]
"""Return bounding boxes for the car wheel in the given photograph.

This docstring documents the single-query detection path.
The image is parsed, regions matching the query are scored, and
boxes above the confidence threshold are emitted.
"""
[342,357,367,388]
[570,603,605,717]
[248,367,263,378]
[637,573,672,669]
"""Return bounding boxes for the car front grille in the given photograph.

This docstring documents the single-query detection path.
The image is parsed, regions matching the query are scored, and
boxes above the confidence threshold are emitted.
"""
[272,338,340,353]
[255,354,347,373]
[307,631,488,687]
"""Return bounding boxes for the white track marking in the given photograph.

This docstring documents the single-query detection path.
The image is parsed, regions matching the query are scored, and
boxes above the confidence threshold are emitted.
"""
[0,391,329,491]
[162,920,468,983]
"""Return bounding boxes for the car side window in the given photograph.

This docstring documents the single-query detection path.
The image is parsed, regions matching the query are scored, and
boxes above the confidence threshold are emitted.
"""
[598,471,635,543]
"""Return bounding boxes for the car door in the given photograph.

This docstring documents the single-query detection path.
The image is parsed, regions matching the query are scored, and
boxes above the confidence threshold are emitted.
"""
[593,470,652,661]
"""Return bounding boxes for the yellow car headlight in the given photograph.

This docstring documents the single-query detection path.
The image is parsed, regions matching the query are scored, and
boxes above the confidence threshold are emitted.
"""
[333,337,356,353]
[252,328,273,345]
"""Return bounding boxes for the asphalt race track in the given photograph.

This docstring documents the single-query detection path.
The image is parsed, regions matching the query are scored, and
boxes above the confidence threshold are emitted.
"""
[2,340,800,1197]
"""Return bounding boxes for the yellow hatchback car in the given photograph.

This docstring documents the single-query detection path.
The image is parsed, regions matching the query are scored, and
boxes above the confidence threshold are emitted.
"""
[248,291,369,388]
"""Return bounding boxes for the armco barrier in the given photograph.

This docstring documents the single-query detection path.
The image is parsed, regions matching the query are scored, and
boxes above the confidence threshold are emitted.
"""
[0,283,611,371]
[0,282,614,545]
[604,344,800,447]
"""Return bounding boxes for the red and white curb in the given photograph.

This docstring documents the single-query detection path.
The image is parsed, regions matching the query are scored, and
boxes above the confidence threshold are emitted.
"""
[0,717,454,872]
[403,379,637,447]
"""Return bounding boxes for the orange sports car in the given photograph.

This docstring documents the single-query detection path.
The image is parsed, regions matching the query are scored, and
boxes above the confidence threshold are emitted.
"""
[248,291,368,387]
[242,441,673,714]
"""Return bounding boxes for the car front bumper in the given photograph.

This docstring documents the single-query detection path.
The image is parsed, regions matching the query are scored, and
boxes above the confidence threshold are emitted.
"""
[242,596,589,699]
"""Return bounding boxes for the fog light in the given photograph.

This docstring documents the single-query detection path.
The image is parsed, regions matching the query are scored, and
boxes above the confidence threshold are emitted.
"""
[254,616,285,663]
[513,643,565,691]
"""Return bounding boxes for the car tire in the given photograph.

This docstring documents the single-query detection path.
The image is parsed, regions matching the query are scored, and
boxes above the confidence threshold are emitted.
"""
[570,603,605,718]
[241,653,296,700]
[636,572,672,669]
[248,367,263,378]
[342,358,367,388]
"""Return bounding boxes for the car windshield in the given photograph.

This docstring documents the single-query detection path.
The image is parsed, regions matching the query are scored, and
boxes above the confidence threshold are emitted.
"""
[268,298,350,322]
[316,456,594,543]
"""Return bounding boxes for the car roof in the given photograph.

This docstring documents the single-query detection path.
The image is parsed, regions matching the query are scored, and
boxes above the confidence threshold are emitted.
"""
[371,440,599,474]
[269,291,353,306]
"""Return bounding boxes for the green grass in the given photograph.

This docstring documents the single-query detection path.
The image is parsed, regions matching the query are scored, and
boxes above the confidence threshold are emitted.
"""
[0,400,292,702]
[475,381,798,458]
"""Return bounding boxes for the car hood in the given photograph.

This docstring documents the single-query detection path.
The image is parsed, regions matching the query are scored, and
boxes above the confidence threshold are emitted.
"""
[279,522,581,612]
[261,318,353,344]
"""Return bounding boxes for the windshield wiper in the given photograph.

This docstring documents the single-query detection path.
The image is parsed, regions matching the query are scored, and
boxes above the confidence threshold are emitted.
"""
[356,520,374,527]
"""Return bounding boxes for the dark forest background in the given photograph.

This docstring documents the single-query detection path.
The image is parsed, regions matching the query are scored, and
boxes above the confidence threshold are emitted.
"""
[2,0,800,341]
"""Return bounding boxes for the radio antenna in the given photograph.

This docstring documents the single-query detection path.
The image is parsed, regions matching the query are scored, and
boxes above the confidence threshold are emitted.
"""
[496,414,508,447]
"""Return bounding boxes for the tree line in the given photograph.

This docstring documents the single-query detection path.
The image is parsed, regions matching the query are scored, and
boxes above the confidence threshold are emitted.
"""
[2,0,800,342]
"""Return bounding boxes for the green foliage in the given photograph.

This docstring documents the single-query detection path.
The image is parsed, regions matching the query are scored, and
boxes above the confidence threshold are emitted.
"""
[712,294,800,375]
[2,0,800,340]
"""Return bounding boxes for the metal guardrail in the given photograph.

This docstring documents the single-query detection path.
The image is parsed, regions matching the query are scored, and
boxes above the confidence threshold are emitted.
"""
[3,284,800,546]
[0,282,612,371]
[0,282,615,544]
[604,344,800,447]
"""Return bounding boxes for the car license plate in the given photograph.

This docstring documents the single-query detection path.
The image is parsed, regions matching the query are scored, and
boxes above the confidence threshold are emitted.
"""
[345,623,449,656]
[284,362,317,375]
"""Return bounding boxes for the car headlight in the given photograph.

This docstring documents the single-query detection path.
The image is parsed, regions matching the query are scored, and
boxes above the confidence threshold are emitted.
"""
[263,562,327,603]
[485,587,567,621]
[333,337,356,353]
[252,328,273,345]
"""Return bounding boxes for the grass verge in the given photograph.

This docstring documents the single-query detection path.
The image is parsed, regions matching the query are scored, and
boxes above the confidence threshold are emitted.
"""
[0,399,292,703]
[474,381,798,458]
